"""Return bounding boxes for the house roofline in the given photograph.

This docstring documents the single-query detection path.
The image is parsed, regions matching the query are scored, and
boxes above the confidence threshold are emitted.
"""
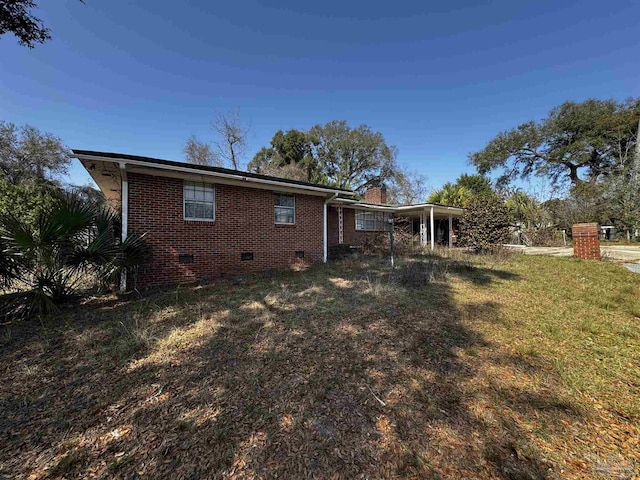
[395,203,464,212]
[72,150,355,197]
[328,197,465,213]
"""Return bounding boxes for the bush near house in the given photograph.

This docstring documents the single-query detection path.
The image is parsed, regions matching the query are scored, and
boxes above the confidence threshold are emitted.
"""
[459,196,512,252]
[360,217,424,256]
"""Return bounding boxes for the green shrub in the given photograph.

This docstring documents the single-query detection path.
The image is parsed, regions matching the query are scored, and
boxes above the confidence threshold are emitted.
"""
[459,196,512,252]
[0,192,149,321]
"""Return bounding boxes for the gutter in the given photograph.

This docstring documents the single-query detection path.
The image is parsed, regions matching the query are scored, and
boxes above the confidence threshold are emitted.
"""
[119,162,128,291]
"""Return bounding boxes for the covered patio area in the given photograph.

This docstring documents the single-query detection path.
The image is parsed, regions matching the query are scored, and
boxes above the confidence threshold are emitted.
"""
[327,197,464,251]
[395,204,464,250]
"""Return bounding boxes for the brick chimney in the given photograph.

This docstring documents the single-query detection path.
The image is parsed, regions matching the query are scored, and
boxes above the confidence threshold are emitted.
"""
[364,186,387,204]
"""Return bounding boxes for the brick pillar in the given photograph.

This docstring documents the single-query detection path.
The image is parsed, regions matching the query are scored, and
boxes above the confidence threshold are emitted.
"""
[572,223,600,260]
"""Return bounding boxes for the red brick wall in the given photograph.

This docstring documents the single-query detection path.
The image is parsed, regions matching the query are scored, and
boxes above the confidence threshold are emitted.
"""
[328,206,340,247]
[128,173,325,288]
[327,206,386,247]
[342,208,369,245]
[572,223,600,260]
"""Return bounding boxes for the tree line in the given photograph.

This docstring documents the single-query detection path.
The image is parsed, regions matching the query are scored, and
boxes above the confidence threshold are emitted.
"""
[188,98,639,241]
[185,115,427,205]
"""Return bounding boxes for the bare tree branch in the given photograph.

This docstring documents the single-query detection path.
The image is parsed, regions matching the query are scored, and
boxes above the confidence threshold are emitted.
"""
[211,109,249,170]
[183,135,221,167]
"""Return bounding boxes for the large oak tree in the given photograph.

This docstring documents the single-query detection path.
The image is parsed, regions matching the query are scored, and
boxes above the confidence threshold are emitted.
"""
[249,121,399,194]
[470,98,640,187]
[310,121,397,192]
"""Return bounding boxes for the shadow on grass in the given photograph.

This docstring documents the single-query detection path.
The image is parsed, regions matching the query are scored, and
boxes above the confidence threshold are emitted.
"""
[0,256,579,479]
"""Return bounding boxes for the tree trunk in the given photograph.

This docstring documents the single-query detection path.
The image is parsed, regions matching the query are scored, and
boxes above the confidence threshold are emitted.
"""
[568,164,580,184]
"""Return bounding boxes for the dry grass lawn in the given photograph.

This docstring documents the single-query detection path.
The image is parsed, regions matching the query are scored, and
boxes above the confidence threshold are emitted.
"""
[1,252,639,479]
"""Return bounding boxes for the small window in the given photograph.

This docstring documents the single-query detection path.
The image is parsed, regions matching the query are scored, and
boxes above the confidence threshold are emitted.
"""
[355,211,391,231]
[275,193,295,224]
[295,251,305,258]
[241,252,254,261]
[184,181,215,221]
[179,254,194,264]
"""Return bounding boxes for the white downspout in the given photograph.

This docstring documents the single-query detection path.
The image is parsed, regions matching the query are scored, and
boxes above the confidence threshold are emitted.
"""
[430,206,435,251]
[324,194,338,263]
[119,162,128,291]
[448,215,453,248]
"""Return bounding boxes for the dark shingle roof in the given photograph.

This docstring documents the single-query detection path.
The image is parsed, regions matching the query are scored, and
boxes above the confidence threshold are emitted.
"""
[72,150,353,193]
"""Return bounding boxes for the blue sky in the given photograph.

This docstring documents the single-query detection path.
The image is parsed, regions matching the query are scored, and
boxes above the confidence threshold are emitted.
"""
[1,0,639,193]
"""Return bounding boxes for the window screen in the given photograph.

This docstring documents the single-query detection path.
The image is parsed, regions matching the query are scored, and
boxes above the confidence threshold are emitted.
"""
[275,193,295,224]
[184,181,215,221]
[355,211,390,231]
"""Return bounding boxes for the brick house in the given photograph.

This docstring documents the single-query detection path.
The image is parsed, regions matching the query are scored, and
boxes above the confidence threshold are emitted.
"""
[74,150,463,289]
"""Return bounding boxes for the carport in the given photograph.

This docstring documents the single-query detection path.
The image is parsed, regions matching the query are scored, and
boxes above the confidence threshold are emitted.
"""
[328,197,464,250]
[395,204,464,249]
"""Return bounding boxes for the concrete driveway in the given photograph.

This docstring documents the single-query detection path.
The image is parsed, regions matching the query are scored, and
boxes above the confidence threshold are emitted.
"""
[520,245,640,262]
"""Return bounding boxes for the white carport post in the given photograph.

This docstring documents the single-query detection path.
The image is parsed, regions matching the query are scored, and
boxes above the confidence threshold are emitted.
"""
[323,202,328,263]
[429,206,435,251]
[448,215,453,248]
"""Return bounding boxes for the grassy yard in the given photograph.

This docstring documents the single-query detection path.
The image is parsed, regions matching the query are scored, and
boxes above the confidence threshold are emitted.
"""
[1,252,638,479]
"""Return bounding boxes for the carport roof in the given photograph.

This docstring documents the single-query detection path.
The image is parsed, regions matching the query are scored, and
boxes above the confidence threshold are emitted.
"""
[328,197,464,215]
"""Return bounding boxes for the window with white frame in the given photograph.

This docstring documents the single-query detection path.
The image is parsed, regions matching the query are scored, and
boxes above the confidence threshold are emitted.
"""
[184,181,215,221]
[274,193,295,224]
[355,210,390,231]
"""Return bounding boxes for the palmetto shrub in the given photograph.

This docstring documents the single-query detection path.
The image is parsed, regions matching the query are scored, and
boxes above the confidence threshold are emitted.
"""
[0,192,149,321]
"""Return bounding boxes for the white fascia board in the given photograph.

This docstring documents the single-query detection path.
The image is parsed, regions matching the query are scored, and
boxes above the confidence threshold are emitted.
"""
[395,203,464,213]
[75,153,354,197]
[327,199,464,214]
[331,202,463,215]
[342,204,397,213]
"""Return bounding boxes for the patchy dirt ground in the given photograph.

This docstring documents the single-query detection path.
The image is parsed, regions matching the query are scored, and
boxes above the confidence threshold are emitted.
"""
[1,254,639,479]
[523,245,640,262]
